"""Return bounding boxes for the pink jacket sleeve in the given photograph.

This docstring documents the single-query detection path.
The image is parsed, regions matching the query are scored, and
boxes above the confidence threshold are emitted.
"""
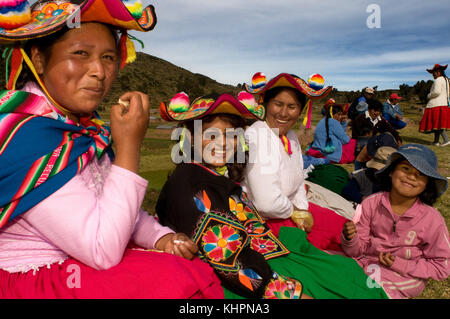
[23,164,173,270]
[390,215,450,281]
[340,198,373,257]
[132,209,174,250]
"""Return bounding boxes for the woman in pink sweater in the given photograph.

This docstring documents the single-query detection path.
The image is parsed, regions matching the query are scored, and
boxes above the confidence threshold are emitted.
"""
[341,144,450,298]
[0,1,222,298]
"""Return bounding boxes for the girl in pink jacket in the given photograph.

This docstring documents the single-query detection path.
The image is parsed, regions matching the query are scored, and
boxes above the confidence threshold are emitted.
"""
[341,144,450,298]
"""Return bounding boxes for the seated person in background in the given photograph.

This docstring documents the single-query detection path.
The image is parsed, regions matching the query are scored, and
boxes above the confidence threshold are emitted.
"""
[342,146,397,204]
[383,93,407,130]
[321,99,350,126]
[372,119,403,145]
[304,99,350,168]
[351,99,384,159]
[347,87,375,121]
[355,129,401,170]
[306,103,356,164]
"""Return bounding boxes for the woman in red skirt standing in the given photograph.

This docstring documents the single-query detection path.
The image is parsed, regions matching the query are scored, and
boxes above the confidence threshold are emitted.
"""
[419,64,450,146]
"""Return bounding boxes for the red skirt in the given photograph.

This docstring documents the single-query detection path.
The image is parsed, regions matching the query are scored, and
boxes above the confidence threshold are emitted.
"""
[265,202,348,252]
[0,248,224,299]
[419,106,450,132]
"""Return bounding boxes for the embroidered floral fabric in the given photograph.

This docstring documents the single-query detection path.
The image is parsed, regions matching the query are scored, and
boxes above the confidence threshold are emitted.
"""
[156,163,302,299]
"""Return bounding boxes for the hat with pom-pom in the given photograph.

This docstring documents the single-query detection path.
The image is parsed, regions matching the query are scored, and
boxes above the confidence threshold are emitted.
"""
[0,0,31,30]
[244,72,332,99]
[0,0,156,42]
[0,0,157,94]
[160,91,265,122]
[244,72,332,128]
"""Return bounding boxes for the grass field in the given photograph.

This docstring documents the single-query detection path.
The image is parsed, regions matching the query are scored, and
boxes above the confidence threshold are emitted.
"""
[105,101,449,299]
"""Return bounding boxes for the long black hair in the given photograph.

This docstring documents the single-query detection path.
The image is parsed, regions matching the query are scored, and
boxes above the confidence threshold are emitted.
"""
[325,103,344,145]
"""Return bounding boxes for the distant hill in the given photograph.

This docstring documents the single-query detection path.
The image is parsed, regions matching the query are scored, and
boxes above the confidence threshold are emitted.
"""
[100,52,431,115]
[0,50,430,115]
[101,52,239,112]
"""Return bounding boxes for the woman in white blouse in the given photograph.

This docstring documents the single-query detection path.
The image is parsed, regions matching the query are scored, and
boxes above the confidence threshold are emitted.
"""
[419,64,450,146]
[243,73,350,252]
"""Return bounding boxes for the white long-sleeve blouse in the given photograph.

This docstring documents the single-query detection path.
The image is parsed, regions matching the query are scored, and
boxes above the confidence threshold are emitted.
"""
[242,121,309,220]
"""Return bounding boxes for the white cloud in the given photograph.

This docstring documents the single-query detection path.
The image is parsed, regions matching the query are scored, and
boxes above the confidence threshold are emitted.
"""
[138,0,450,90]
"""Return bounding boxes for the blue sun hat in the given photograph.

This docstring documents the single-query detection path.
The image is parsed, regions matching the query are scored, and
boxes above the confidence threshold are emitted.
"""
[376,143,448,196]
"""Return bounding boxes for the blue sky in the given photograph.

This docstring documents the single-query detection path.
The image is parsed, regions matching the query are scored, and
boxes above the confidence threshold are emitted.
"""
[136,0,450,91]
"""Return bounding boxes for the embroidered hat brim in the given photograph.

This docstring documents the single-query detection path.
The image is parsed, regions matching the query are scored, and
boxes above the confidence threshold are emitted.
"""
[160,93,265,122]
[245,73,332,100]
[0,0,156,42]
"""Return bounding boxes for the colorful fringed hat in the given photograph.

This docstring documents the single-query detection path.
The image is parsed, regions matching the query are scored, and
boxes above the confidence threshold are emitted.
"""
[245,72,332,99]
[0,0,157,90]
[0,0,156,41]
[244,72,333,128]
[159,91,265,122]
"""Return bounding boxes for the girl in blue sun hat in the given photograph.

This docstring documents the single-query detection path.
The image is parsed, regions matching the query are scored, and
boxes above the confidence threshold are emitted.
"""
[341,143,450,298]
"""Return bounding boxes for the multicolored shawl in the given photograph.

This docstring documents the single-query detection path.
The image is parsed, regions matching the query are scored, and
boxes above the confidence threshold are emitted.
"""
[0,90,113,228]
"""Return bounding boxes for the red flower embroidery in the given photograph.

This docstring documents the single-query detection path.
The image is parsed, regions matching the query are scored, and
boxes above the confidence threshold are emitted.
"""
[202,225,242,262]
[251,237,277,254]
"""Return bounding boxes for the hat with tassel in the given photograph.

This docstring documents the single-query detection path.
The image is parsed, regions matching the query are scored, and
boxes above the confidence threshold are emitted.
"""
[244,72,332,128]
[0,0,156,90]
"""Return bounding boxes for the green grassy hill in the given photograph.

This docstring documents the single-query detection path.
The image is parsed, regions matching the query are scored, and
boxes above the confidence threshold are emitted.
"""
[100,52,240,112]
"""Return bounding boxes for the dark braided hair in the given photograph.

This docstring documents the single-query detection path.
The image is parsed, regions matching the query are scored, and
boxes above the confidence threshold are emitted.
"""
[325,103,344,145]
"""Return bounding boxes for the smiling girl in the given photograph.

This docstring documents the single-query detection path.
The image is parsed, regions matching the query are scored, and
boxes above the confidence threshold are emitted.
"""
[341,144,450,298]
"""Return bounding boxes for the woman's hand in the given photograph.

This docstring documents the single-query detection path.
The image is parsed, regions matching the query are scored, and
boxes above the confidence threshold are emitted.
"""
[379,252,396,267]
[291,210,314,233]
[343,221,357,240]
[155,233,199,260]
[110,91,150,173]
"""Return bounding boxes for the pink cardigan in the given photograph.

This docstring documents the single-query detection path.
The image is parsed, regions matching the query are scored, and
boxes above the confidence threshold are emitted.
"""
[0,154,174,273]
[0,84,173,273]
[341,192,450,282]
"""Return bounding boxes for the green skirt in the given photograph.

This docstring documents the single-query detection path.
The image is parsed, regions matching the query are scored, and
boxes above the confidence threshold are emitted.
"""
[224,227,388,299]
